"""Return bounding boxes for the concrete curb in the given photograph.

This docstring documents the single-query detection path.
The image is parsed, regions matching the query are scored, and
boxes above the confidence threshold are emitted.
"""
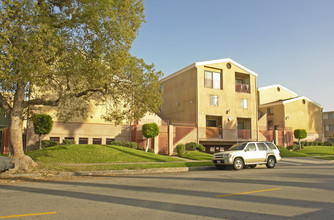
[0,166,215,178]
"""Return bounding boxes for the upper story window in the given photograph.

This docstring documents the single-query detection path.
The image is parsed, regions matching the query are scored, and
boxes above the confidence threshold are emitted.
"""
[204,71,221,89]
[235,72,250,93]
[210,95,218,106]
[240,99,248,109]
[329,113,334,119]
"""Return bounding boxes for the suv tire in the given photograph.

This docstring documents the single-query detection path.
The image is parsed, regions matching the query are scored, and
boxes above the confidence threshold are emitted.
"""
[233,158,244,170]
[266,156,276,168]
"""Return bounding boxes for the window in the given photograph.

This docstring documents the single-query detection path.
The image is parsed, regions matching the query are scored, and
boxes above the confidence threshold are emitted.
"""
[257,143,268,151]
[328,125,334,131]
[329,113,334,119]
[240,99,248,109]
[79,138,88,144]
[245,143,256,151]
[64,137,74,140]
[93,138,102,145]
[266,142,277,150]
[204,71,221,89]
[238,122,244,129]
[206,120,217,127]
[106,138,115,145]
[235,79,243,84]
[210,95,218,106]
[50,137,60,142]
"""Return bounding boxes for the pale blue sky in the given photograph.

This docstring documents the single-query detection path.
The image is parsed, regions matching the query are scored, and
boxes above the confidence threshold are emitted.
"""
[131,0,334,111]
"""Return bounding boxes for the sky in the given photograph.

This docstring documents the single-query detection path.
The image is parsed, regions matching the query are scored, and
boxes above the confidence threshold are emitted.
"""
[130,0,334,111]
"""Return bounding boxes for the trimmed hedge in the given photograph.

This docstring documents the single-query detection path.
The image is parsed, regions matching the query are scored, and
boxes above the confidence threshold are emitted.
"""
[176,144,186,156]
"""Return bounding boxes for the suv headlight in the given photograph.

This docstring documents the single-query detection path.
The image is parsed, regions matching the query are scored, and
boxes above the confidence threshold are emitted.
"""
[224,154,231,158]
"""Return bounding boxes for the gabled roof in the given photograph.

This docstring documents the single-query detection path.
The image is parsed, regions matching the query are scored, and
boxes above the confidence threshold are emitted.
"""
[260,96,323,109]
[161,58,258,82]
[258,84,298,97]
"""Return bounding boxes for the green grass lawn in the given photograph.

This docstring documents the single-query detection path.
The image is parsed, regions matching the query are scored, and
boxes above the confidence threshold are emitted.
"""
[26,144,213,172]
[180,151,212,160]
[295,146,334,160]
[279,146,334,159]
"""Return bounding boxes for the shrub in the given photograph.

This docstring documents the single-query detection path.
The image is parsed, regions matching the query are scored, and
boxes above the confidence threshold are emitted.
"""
[32,114,53,149]
[110,140,122,146]
[287,144,302,151]
[62,139,75,145]
[39,140,59,148]
[196,144,205,152]
[124,141,138,149]
[176,144,186,156]
[185,142,197,151]
[148,148,154,153]
[137,146,145,151]
[142,123,160,152]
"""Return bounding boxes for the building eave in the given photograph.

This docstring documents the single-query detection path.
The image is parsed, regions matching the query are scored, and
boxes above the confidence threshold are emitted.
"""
[160,58,258,83]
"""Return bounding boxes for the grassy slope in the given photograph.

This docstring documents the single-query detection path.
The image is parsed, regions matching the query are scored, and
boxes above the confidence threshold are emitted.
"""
[181,151,212,160]
[26,145,213,171]
[27,145,183,163]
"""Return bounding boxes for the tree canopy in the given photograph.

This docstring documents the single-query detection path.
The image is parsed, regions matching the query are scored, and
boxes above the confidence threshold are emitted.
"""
[0,0,162,170]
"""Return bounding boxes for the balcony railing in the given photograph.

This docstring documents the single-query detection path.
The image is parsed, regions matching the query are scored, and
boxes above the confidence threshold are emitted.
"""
[235,83,250,93]
[238,129,251,139]
[206,127,222,139]
[199,127,254,141]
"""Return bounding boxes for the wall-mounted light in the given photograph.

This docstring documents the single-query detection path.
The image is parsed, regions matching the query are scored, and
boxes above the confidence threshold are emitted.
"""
[226,109,231,114]
[285,116,289,120]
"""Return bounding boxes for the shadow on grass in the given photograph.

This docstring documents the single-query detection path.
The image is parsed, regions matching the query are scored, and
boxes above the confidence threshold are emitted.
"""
[106,146,170,162]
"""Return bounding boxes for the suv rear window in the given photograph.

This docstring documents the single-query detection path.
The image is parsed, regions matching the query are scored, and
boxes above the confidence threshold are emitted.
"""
[265,142,277,150]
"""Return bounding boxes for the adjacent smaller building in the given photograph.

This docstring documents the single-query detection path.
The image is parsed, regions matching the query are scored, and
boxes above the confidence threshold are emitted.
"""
[323,111,334,141]
[258,84,323,145]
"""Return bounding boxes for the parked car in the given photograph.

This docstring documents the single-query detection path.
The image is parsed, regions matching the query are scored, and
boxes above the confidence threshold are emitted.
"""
[212,141,281,170]
[0,156,14,173]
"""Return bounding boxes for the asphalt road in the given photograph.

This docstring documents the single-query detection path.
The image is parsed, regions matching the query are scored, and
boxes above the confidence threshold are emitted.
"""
[1,158,334,219]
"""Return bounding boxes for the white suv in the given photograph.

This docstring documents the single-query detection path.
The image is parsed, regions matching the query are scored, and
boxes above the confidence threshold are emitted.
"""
[212,141,281,170]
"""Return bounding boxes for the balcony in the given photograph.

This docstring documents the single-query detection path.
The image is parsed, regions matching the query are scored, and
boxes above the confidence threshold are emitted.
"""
[235,83,250,93]
[206,127,222,139]
[238,129,251,139]
[199,127,255,142]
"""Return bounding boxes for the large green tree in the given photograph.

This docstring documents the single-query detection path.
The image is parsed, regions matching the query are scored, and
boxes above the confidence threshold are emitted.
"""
[0,0,162,171]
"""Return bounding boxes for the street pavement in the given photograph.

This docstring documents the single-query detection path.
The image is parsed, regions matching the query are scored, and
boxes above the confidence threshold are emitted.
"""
[0,157,334,219]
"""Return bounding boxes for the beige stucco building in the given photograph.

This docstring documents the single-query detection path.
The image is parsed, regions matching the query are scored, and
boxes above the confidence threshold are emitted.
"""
[25,99,163,151]
[160,58,258,152]
[323,111,334,141]
[258,84,323,144]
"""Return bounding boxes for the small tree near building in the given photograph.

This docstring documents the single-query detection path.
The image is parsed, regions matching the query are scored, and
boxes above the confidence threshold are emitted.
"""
[33,114,53,150]
[142,123,159,152]
[294,129,307,149]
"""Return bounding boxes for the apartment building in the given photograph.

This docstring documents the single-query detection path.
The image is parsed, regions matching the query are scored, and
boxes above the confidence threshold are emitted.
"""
[258,85,323,145]
[160,58,258,152]
[323,111,334,141]
[25,100,163,151]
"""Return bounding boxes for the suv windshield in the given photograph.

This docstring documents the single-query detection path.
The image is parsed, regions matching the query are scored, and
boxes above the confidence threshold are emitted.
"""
[228,143,247,151]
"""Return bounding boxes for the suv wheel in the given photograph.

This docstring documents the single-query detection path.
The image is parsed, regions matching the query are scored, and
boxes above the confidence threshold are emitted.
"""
[233,158,244,170]
[266,156,276,168]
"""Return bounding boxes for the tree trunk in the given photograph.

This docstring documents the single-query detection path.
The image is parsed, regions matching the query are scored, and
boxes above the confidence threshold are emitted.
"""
[8,82,37,172]
[39,134,42,150]
[145,138,150,152]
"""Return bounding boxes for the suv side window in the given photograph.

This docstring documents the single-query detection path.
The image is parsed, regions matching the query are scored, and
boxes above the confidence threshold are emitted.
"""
[245,143,257,151]
[265,142,277,150]
[257,143,268,151]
